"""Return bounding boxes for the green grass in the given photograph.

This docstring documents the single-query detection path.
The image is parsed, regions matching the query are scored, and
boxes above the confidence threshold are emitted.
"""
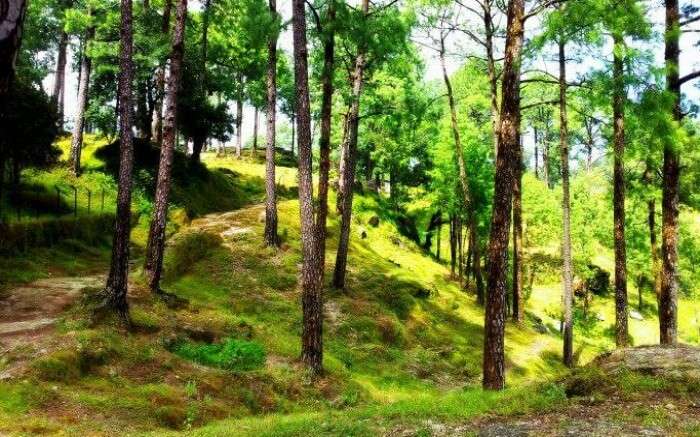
[1,139,699,435]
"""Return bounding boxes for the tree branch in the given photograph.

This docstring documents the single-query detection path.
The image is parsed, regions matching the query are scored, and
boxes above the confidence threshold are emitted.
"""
[521,99,560,110]
[679,70,700,86]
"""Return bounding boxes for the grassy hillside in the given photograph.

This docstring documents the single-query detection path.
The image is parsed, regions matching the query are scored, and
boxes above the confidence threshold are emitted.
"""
[1,143,699,435]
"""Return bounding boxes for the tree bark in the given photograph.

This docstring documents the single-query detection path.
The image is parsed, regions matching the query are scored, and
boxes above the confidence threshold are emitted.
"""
[512,131,523,323]
[151,0,173,147]
[252,107,258,156]
[612,32,628,347]
[143,0,188,293]
[659,0,680,345]
[332,0,369,290]
[641,165,661,309]
[450,214,457,277]
[292,0,324,375]
[104,0,136,318]
[52,30,69,128]
[483,1,500,158]
[70,27,94,177]
[0,0,27,95]
[263,0,279,247]
[559,39,574,368]
[315,0,335,266]
[483,0,524,391]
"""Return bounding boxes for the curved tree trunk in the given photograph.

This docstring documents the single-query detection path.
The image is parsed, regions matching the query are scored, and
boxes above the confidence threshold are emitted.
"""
[659,0,680,345]
[483,0,524,391]
[612,33,628,348]
[292,0,324,375]
[263,0,279,247]
[104,0,135,319]
[559,39,574,368]
[70,27,94,176]
[143,0,188,293]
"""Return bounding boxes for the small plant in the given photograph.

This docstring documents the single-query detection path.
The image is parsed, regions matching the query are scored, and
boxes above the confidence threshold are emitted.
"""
[171,338,266,372]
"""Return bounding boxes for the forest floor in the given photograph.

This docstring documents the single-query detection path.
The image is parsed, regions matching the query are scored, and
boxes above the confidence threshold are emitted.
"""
[2,146,700,435]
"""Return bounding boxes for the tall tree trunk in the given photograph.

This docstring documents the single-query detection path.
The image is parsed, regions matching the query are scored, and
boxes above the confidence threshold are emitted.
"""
[151,0,173,147]
[533,127,539,179]
[70,26,94,177]
[263,0,279,247]
[315,0,335,264]
[612,32,628,347]
[659,0,680,345]
[292,0,324,375]
[104,0,135,318]
[474,234,484,306]
[436,217,441,260]
[644,162,661,304]
[0,0,27,95]
[450,214,457,277]
[143,0,188,293]
[290,113,295,156]
[483,2,499,158]
[52,30,69,128]
[512,131,523,323]
[332,0,369,290]
[483,0,524,391]
[439,33,480,294]
[559,39,574,368]
[252,107,258,156]
[235,94,243,158]
[542,130,549,188]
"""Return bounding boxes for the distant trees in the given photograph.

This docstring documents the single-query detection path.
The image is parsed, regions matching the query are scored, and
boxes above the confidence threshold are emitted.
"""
[69,22,94,176]
[0,82,60,200]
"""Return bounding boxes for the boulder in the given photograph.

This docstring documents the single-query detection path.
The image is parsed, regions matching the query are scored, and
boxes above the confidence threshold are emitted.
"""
[629,310,644,321]
[368,216,380,227]
[594,345,700,380]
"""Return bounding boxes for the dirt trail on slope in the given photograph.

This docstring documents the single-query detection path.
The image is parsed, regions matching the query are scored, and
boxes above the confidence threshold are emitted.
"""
[0,275,104,378]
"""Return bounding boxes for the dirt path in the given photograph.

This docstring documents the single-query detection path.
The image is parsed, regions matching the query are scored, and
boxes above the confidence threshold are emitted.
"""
[0,275,104,379]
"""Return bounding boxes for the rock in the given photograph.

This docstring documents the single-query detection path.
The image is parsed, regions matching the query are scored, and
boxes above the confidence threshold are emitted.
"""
[594,345,700,381]
[596,313,605,321]
[258,211,266,223]
[368,216,380,227]
[630,310,644,321]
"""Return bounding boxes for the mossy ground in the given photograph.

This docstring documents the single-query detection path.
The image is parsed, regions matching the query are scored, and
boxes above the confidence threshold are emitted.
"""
[0,143,698,435]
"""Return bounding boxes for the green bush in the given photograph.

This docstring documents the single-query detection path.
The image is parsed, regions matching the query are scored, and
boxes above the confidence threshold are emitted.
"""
[171,338,266,372]
[164,231,222,278]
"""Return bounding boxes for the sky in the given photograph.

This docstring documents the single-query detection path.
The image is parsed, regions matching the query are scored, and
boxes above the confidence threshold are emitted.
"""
[42,0,699,157]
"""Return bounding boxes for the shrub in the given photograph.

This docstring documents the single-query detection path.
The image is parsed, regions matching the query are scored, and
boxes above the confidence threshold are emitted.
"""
[164,231,222,278]
[171,338,266,372]
[377,287,414,320]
